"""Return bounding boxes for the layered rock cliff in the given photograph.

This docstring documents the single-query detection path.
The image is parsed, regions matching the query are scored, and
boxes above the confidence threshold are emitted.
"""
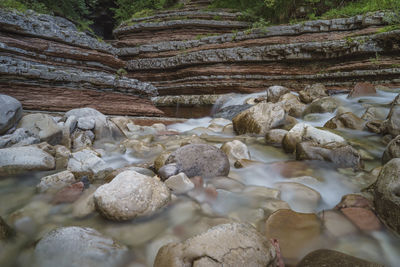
[0,9,163,116]
[114,0,400,102]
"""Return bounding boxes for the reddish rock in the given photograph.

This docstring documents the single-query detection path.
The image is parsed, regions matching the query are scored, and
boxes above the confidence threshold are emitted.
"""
[190,176,204,189]
[341,207,381,231]
[53,182,84,204]
[0,85,163,117]
[348,82,377,98]
[335,194,373,210]
[270,161,313,178]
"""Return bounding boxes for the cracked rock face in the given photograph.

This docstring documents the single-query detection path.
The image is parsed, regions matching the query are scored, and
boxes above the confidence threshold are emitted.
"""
[154,223,277,267]
[94,170,171,221]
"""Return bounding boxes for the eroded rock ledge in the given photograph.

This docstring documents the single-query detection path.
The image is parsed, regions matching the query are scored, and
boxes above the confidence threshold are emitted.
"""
[0,9,163,116]
[113,3,400,97]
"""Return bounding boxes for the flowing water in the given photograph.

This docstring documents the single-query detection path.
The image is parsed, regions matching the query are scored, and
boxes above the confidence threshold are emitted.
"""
[1,88,400,266]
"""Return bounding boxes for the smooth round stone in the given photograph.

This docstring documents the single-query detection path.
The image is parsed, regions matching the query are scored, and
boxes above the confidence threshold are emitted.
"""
[166,144,229,178]
[94,170,170,221]
[34,226,128,267]
[265,209,322,263]
[297,249,383,267]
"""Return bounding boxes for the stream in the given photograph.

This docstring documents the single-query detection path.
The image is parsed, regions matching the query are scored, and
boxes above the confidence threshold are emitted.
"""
[1,87,400,266]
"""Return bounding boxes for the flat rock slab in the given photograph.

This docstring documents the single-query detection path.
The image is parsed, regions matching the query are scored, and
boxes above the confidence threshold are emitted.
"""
[0,146,55,175]
[0,86,163,117]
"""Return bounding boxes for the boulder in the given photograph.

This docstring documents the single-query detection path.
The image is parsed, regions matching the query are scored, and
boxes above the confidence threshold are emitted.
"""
[297,249,383,267]
[265,129,288,145]
[382,135,400,164]
[0,128,39,148]
[34,227,128,267]
[384,105,400,137]
[324,112,366,130]
[347,82,376,98]
[64,108,124,141]
[303,97,339,115]
[37,170,76,193]
[154,223,277,267]
[299,83,328,104]
[282,123,345,153]
[67,149,112,181]
[166,144,229,178]
[165,172,195,194]
[233,103,286,135]
[296,141,362,169]
[373,158,400,234]
[213,104,252,120]
[0,94,22,135]
[18,114,63,145]
[94,170,170,221]
[220,140,250,164]
[267,85,290,103]
[361,106,388,121]
[278,93,306,117]
[265,209,322,262]
[0,145,55,175]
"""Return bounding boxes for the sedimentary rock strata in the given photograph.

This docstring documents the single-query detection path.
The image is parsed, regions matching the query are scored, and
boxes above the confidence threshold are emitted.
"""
[0,9,163,116]
[114,4,400,101]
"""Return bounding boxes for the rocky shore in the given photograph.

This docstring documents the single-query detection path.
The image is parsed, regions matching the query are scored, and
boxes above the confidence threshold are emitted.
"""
[1,79,399,266]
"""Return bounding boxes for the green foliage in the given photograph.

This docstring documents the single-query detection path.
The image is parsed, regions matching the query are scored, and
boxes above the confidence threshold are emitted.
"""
[322,0,400,18]
[0,0,98,28]
[116,68,128,77]
[113,0,178,23]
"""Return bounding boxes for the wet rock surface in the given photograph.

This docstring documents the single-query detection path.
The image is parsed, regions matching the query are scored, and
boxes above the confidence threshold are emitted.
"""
[166,144,230,178]
[0,145,55,175]
[34,226,128,267]
[0,94,22,135]
[233,103,286,135]
[373,158,400,234]
[94,170,170,221]
[154,223,277,267]
[297,249,383,267]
